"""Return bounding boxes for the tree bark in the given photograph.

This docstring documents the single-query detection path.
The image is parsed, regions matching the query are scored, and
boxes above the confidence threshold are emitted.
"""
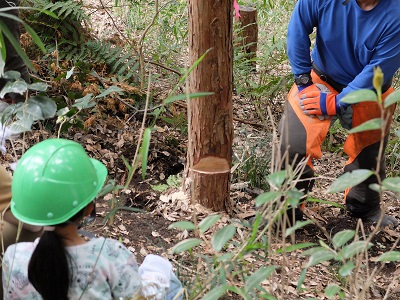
[187,0,233,212]
[238,6,258,70]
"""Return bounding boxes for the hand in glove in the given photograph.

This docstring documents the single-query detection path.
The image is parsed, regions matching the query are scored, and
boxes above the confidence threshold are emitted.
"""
[298,84,341,116]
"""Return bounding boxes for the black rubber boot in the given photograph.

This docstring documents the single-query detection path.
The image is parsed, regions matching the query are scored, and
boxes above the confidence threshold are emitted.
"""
[361,210,399,229]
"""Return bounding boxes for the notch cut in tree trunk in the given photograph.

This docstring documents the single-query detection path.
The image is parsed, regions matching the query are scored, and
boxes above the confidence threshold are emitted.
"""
[189,157,231,211]
[238,6,258,70]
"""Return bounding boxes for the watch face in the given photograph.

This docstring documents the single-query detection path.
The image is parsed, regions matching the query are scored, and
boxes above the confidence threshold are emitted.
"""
[296,74,311,86]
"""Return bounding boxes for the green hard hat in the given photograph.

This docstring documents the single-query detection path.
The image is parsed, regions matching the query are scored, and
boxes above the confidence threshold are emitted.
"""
[11,139,108,226]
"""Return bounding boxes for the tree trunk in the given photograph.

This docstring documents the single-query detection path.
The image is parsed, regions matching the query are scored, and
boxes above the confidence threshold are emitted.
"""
[238,6,258,70]
[187,0,233,212]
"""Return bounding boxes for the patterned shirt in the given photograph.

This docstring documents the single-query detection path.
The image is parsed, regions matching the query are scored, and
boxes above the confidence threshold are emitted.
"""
[2,237,142,299]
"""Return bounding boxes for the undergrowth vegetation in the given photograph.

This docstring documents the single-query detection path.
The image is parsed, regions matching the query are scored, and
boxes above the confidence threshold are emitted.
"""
[3,0,400,299]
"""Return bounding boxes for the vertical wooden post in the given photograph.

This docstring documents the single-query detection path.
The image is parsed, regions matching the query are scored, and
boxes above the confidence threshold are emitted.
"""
[238,6,258,69]
[187,0,233,212]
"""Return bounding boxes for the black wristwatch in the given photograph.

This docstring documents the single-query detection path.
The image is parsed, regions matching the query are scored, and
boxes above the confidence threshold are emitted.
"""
[295,73,312,86]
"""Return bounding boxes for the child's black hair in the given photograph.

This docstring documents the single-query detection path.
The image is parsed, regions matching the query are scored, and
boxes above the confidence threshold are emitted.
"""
[28,207,86,300]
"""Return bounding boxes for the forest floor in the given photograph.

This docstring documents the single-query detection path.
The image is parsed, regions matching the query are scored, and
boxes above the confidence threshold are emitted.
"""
[1,1,400,299]
[3,91,400,299]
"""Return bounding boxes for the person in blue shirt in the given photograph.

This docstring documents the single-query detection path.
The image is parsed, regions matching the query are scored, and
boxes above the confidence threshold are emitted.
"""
[279,0,400,227]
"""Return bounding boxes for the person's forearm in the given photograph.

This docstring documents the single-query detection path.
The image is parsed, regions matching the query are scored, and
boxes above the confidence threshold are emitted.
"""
[3,210,43,233]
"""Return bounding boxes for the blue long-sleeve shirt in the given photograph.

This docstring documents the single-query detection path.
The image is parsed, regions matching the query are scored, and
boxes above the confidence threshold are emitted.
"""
[287,0,400,100]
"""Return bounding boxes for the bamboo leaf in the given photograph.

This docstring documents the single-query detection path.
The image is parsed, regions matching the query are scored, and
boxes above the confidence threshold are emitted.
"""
[341,89,377,104]
[0,19,34,71]
[255,191,281,207]
[164,92,214,104]
[168,221,195,231]
[306,250,335,267]
[332,230,355,249]
[201,284,229,300]
[95,86,124,98]
[171,238,202,254]
[140,128,152,179]
[267,170,286,187]
[327,170,374,193]
[325,284,341,298]
[348,118,381,134]
[384,90,400,108]
[199,214,221,233]
[340,241,372,259]
[285,220,313,237]
[22,22,45,53]
[381,177,400,193]
[211,225,236,252]
[275,242,316,254]
[244,266,277,292]
[339,261,355,277]
[377,251,400,262]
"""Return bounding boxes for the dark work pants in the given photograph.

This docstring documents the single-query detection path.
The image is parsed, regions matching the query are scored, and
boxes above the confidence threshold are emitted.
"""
[279,71,395,218]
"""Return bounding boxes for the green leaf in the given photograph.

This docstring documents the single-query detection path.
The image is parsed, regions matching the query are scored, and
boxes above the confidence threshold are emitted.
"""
[307,197,345,209]
[384,90,400,108]
[340,241,372,259]
[327,170,374,193]
[57,107,70,116]
[255,191,281,207]
[216,253,233,262]
[348,118,381,134]
[15,102,43,121]
[150,183,169,192]
[244,266,277,292]
[9,117,34,134]
[168,221,195,231]
[198,214,221,233]
[0,19,34,71]
[171,238,202,254]
[140,128,152,179]
[377,251,400,262]
[302,246,326,256]
[297,268,307,290]
[66,66,75,79]
[95,86,124,98]
[28,82,48,92]
[341,89,377,104]
[227,286,252,300]
[164,92,214,104]
[325,284,341,298]
[178,48,211,87]
[267,170,286,188]
[381,178,400,193]
[28,97,57,119]
[285,220,313,237]
[275,242,316,254]
[0,80,28,98]
[201,284,229,300]
[211,225,236,252]
[332,230,355,249]
[72,94,95,109]
[339,261,355,277]
[306,250,335,267]
[286,189,303,207]
[22,22,45,53]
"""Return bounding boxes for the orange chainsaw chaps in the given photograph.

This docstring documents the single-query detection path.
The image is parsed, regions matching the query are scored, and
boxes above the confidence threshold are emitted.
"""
[344,87,396,165]
[286,71,339,169]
